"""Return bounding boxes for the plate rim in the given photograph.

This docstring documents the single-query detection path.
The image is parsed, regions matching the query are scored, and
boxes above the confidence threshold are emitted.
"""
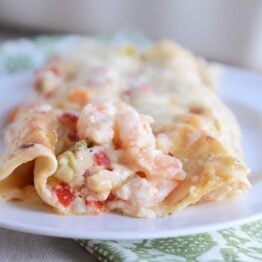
[0,205,261,240]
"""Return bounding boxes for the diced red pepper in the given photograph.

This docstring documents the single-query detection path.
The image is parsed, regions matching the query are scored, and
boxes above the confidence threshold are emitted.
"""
[106,193,116,202]
[60,112,79,127]
[67,130,79,142]
[94,151,110,167]
[85,200,104,210]
[54,182,74,207]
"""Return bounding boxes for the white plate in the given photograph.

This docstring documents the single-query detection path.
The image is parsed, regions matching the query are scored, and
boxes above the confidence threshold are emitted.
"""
[0,66,261,240]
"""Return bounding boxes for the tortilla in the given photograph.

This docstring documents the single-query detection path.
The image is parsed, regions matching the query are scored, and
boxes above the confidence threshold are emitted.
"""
[0,104,58,205]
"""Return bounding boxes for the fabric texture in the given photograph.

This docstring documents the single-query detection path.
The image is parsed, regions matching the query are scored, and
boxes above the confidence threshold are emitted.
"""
[77,219,262,261]
[0,32,261,262]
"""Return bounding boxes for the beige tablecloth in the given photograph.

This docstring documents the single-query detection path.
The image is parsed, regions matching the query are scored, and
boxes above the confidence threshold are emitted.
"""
[0,228,95,262]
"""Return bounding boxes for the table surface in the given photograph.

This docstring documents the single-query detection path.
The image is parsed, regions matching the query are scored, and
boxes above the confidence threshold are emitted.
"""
[0,228,96,262]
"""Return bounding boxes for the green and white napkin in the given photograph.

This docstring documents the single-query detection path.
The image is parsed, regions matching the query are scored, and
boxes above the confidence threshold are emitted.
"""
[77,219,262,262]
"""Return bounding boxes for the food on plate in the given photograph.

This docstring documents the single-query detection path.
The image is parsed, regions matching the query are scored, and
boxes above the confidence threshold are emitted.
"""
[0,40,250,217]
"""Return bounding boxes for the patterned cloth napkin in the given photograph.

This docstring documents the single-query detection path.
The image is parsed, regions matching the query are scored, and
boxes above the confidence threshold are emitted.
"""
[0,32,261,262]
[77,219,262,261]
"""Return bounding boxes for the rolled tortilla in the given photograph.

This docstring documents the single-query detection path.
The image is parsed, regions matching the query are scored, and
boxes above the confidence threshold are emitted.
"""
[0,104,58,204]
[160,121,250,215]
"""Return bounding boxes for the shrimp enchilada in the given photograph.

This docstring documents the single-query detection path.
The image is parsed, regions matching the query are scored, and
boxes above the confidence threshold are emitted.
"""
[0,40,250,218]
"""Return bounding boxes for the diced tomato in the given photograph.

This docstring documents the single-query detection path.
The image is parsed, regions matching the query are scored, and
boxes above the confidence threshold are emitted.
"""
[85,200,104,210]
[54,182,74,207]
[60,112,79,127]
[94,151,110,167]
[106,193,116,202]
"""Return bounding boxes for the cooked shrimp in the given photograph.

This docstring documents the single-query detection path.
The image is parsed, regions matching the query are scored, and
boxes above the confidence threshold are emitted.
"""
[78,102,184,180]
[116,110,155,148]
[115,176,159,207]
[116,108,184,180]
[77,103,116,144]
[115,175,176,207]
